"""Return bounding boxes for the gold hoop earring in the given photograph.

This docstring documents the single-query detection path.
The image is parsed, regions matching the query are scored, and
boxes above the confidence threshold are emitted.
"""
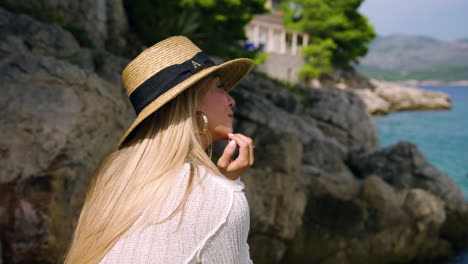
[196,111,208,135]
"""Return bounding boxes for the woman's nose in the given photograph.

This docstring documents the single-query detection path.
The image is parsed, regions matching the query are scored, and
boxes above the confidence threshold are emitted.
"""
[227,93,235,108]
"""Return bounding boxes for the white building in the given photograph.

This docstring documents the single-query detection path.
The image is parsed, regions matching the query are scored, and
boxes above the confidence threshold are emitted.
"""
[245,0,309,83]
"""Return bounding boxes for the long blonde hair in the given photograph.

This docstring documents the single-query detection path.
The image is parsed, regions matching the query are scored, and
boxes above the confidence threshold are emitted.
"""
[65,76,220,264]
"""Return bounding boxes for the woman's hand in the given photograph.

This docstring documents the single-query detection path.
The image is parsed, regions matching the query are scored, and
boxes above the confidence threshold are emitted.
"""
[217,133,254,180]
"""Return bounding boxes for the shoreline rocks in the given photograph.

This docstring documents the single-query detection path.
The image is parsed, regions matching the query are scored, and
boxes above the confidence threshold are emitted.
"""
[353,80,452,115]
[229,74,467,263]
[308,68,455,116]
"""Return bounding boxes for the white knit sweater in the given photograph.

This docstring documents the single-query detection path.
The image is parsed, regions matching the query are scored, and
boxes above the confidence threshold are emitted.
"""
[99,163,253,264]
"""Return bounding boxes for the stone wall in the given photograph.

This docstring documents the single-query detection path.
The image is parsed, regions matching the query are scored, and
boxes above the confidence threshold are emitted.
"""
[256,53,305,84]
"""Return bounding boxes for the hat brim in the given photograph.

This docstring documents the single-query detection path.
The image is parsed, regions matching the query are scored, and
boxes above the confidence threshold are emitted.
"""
[117,58,253,148]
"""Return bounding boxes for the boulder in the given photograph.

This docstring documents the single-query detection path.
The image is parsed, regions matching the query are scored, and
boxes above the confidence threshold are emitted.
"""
[347,141,465,210]
[0,8,81,60]
[283,176,453,264]
[232,74,326,145]
[0,52,132,263]
[441,204,468,249]
[304,87,380,151]
[352,88,390,115]
[372,80,451,112]
[1,0,129,50]
[344,79,451,115]
[0,7,130,78]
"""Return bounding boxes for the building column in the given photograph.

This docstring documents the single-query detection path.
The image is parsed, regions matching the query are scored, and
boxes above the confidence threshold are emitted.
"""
[253,24,259,48]
[267,27,274,52]
[303,33,309,47]
[280,30,286,54]
[292,32,298,55]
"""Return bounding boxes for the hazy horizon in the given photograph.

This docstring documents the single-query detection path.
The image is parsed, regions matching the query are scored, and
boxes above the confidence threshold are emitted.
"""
[359,0,468,41]
[373,33,467,42]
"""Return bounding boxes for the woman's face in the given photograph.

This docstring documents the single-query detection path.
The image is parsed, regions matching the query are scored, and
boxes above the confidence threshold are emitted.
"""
[197,75,236,142]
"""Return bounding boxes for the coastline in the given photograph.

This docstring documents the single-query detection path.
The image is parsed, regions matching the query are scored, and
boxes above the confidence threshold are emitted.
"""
[374,85,468,264]
[352,79,452,115]
[395,79,468,87]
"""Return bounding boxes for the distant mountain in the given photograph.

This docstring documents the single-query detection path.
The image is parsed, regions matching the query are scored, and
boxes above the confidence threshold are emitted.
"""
[358,34,468,72]
[357,34,468,81]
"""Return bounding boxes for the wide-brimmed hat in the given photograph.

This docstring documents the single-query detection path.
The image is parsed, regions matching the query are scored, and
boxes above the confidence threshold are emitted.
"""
[118,36,254,147]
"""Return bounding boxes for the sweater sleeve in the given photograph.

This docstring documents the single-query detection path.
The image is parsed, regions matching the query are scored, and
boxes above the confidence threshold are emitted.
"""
[197,190,253,264]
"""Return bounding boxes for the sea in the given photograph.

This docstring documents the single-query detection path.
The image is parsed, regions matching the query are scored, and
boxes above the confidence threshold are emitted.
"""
[374,85,468,264]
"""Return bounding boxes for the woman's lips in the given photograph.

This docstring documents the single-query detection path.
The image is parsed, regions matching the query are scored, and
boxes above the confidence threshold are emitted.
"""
[228,113,234,119]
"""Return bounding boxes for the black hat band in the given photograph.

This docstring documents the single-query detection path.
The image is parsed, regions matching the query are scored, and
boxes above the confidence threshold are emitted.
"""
[129,52,216,115]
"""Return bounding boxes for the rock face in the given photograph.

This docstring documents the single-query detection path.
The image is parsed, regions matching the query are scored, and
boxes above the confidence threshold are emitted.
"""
[1,8,467,264]
[315,67,375,90]
[1,0,129,50]
[0,8,133,263]
[352,80,452,115]
[309,68,452,115]
[228,75,467,264]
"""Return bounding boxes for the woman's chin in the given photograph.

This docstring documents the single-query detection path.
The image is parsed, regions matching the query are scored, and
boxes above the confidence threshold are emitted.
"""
[212,128,233,142]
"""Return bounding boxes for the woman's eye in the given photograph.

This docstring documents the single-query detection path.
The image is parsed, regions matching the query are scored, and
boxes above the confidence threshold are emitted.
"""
[217,84,225,89]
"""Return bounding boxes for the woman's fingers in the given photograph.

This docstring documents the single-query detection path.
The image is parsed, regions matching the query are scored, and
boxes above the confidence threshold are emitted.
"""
[217,133,254,180]
[217,140,237,169]
[229,135,249,168]
[232,133,254,165]
[227,133,254,167]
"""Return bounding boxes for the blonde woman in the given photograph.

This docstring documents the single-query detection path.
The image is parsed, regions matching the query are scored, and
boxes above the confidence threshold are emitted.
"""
[65,36,255,264]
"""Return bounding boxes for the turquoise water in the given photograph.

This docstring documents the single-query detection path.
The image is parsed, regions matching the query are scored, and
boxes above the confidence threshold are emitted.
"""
[374,85,468,200]
[374,85,468,264]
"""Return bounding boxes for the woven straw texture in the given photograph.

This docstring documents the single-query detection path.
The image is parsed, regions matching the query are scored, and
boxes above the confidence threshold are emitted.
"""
[118,36,253,147]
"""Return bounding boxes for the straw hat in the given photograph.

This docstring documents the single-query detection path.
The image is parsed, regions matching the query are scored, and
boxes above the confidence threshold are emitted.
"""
[118,36,253,147]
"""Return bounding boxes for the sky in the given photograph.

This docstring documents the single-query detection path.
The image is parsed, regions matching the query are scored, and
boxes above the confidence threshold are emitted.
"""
[359,0,468,41]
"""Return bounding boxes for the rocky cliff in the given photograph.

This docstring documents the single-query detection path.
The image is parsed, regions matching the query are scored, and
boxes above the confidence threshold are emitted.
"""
[1,7,467,264]
[1,0,130,53]
[315,68,453,115]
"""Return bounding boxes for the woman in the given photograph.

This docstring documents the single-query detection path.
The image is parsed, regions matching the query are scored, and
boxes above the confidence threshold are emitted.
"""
[65,36,255,264]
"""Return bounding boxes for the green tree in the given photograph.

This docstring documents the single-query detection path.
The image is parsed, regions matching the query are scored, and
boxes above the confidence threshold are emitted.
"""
[123,0,267,59]
[282,0,376,79]
[299,38,336,81]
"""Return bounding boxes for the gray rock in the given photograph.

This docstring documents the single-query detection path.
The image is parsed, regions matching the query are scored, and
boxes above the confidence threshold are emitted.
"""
[441,204,468,248]
[233,75,326,145]
[0,7,98,71]
[0,8,80,59]
[351,88,391,115]
[403,189,446,228]
[304,87,380,151]
[360,176,409,231]
[302,138,360,198]
[248,235,286,264]
[1,0,129,50]
[373,80,451,112]
[347,141,465,210]
[0,52,133,263]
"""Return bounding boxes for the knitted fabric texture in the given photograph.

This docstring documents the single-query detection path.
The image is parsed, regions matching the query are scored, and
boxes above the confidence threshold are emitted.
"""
[99,163,253,264]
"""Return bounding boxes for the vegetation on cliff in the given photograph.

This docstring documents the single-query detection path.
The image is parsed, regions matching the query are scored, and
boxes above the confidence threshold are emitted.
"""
[281,0,376,80]
[123,0,267,59]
